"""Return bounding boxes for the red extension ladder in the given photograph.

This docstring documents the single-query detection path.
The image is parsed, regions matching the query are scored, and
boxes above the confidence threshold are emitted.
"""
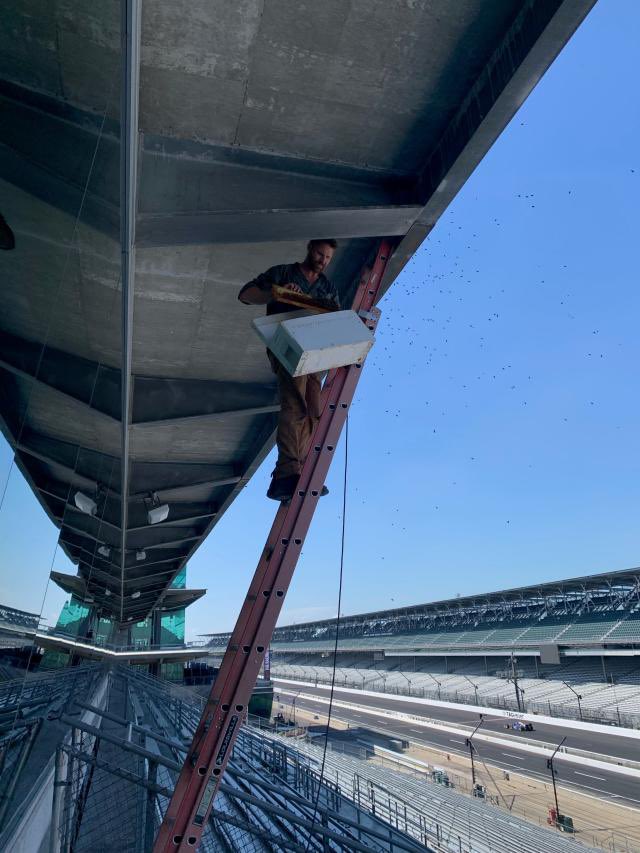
[153,239,392,851]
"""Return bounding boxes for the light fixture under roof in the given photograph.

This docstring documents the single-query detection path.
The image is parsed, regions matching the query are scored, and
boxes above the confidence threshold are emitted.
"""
[74,491,97,516]
[148,503,169,525]
[136,549,146,561]
[97,545,110,558]
[104,589,112,597]
[131,591,141,599]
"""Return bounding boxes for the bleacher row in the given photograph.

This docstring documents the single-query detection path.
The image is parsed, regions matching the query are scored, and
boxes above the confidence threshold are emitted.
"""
[272,656,640,721]
[265,611,640,654]
[119,666,598,853]
[260,730,595,853]
[130,667,592,853]
[124,667,425,852]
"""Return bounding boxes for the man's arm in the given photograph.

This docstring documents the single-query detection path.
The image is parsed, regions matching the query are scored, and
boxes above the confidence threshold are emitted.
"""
[238,282,271,305]
[238,265,302,306]
[238,267,276,305]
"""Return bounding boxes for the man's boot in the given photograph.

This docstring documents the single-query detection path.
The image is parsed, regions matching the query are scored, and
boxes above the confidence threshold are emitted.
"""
[267,474,298,502]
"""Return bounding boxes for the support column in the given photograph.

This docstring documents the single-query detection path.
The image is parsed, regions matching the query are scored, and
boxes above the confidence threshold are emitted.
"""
[149,609,162,678]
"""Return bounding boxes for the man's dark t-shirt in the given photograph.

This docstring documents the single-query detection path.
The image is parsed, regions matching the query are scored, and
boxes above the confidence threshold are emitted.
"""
[238,263,340,315]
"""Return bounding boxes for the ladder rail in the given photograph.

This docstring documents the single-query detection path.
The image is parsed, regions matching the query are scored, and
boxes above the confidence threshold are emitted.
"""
[153,240,392,852]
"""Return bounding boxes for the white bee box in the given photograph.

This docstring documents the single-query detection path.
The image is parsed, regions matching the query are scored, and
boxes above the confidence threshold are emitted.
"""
[268,310,374,377]
[252,309,316,349]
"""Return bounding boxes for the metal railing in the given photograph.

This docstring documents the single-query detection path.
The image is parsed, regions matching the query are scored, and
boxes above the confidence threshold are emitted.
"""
[37,628,194,655]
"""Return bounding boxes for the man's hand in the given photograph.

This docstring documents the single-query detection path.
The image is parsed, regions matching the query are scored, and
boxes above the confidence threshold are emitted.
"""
[281,282,303,294]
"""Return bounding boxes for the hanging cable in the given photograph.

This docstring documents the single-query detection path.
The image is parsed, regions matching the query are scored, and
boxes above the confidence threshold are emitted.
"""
[304,415,349,850]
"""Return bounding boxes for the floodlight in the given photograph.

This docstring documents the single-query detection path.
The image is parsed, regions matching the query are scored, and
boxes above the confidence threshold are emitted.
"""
[97,545,110,558]
[136,549,146,561]
[131,591,141,599]
[74,491,97,516]
[147,503,169,524]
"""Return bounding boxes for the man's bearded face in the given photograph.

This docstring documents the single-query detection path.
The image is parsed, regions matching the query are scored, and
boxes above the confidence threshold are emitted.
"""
[307,243,335,273]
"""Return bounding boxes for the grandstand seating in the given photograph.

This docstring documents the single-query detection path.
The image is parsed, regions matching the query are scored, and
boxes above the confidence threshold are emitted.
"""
[272,656,640,725]
[265,731,595,853]
[607,612,640,639]
[263,611,640,654]
[205,570,640,726]
[557,613,624,642]
[202,570,640,658]
[515,620,571,644]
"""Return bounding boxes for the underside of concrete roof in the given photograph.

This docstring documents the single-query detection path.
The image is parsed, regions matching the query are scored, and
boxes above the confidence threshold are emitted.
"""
[0,0,596,624]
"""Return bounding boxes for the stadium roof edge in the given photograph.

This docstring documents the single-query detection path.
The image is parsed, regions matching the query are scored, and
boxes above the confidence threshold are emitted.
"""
[0,604,40,620]
[202,566,640,636]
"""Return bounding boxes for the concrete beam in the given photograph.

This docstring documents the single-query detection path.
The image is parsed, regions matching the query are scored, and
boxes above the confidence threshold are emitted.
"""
[118,0,142,621]
[129,475,241,502]
[140,535,201,551]
[131,404,279,430]
[0,81,119,239]
[1,331,277,427]
[0,359,119,427]
[136,205,422,247]
[128,510,216,533]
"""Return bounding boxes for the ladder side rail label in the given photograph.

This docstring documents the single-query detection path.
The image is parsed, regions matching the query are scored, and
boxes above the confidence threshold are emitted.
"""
[153,240,392,851]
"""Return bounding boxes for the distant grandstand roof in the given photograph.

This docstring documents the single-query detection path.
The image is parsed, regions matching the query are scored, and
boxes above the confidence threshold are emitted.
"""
[204,566,640,640]
[0,604,39,630]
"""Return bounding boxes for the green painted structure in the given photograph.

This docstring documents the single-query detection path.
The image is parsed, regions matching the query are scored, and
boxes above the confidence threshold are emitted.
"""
[43,567,188,680]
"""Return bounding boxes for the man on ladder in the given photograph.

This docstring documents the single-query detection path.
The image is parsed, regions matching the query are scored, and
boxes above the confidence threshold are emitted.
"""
[238,239,340,502]
[154,240,390,852]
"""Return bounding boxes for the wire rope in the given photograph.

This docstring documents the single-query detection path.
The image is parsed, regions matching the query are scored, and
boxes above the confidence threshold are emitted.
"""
[303,415,349,850]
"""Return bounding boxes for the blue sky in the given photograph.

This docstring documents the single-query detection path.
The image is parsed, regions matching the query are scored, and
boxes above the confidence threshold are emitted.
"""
[1,0,638,639]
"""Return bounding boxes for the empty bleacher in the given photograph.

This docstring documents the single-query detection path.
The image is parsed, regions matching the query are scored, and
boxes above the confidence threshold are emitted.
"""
[260,728,597,853]
[272,655,640,726]
[206,568,640,726]
[265,608,640,655]
[607,611,640,640]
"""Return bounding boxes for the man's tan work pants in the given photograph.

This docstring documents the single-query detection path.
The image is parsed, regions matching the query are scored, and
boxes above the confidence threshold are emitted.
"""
[268,352,322,479]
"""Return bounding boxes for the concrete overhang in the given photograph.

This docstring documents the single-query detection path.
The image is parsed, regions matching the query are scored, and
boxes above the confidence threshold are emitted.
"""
[50,570,205,612]
[0,0,597,623]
